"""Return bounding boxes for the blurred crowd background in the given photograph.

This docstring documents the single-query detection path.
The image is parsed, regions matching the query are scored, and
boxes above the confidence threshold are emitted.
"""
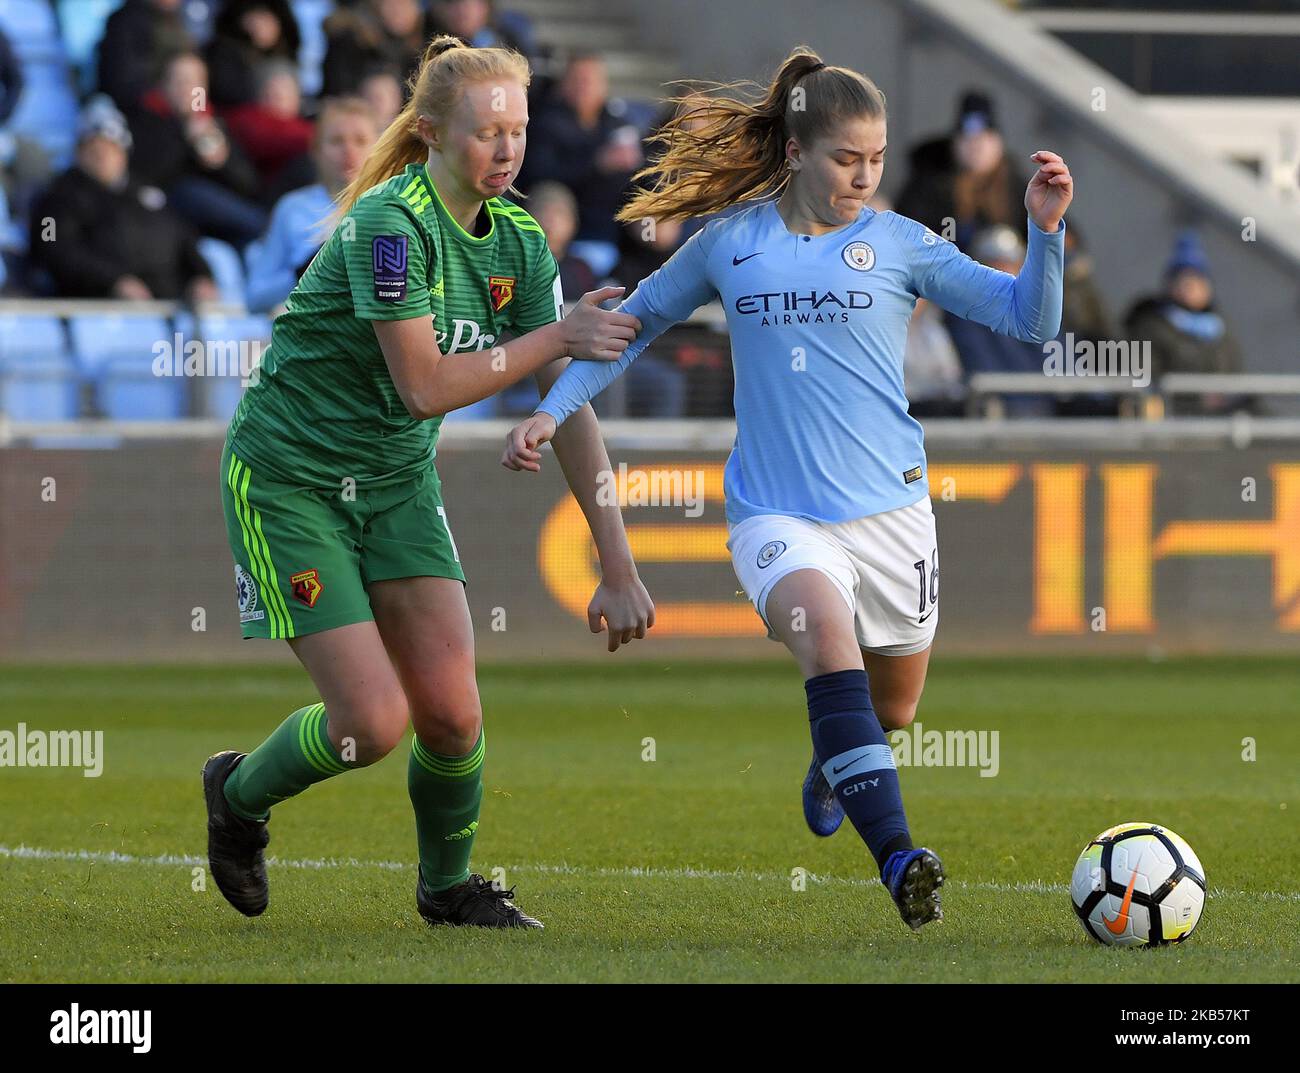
[0,0,1283,423]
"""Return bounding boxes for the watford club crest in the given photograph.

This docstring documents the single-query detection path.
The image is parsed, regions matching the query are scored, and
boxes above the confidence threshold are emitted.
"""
[290,568,324,608]
[489,275,515,312]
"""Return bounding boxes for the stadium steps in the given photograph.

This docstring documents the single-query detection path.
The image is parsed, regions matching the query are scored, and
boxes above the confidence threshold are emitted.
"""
[507,0,681,101]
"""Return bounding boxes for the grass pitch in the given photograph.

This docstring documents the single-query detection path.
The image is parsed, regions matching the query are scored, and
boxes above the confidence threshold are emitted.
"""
[1,658,1296,983]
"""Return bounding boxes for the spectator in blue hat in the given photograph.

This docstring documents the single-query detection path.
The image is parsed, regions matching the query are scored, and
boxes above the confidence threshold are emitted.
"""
[1124,230,1247,415]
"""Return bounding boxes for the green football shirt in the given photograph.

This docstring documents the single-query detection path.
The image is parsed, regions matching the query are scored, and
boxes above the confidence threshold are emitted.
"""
[227,162,561,489]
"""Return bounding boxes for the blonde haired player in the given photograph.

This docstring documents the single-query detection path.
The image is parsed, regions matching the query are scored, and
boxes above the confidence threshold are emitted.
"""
[208,36,653,929]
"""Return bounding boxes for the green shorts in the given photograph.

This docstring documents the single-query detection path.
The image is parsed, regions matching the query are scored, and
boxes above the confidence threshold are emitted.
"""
[219,439,465,640]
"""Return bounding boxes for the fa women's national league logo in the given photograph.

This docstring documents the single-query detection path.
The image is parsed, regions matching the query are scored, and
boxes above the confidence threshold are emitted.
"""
[373,234,409,302]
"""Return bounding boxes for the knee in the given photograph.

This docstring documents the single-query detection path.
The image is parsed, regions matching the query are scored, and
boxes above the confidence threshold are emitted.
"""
[333,691,410,766]
[874,698,919,731]
[410,694,483,755]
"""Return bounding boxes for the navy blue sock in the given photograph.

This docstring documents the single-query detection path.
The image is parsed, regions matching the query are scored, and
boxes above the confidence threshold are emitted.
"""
[806,669,912,874]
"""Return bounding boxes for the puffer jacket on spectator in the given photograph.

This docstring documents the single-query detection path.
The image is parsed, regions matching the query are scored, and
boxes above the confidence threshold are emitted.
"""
[29,166,210,298]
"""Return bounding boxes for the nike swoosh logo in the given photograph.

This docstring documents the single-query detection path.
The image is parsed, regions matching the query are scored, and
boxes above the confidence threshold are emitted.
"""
[732,252,762,265]
[918,608,935,624]
[1102,869,1139,934]
[831,752,873,775]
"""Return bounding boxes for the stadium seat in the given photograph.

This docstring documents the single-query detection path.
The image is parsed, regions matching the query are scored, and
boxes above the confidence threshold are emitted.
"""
[67,314,171,377]
[181,0,217,45]
[5,59,79,168]
[0,351,80,420]
[194,313,272,420]
[293,0,334,98]
[96,354,188,420]
[55,0,118,94]
[0,315,77,420]
[0,314,67,362]
[197,237,249,308]
[0,0,63,64]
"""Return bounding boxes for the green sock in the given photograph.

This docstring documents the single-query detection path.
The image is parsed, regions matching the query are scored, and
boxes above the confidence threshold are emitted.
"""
[408,730,485,892]
[224,702,350,821]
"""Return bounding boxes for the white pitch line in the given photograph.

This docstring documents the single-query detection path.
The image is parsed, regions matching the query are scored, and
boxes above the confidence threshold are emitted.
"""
[1,844,1296,902]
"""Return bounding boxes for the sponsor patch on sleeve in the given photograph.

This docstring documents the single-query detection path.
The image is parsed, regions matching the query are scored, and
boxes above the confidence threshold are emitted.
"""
[372,234,409,302]
[903,465,924,484]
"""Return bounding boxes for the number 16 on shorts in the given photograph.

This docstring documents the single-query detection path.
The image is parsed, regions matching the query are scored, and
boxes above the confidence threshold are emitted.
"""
[913,548,938,625]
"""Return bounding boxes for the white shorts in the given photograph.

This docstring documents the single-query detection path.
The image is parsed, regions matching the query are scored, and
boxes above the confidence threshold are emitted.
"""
[726,497,939,657]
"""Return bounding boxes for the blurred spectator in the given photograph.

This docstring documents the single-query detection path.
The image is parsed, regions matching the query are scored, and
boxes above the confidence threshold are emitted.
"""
[97,0,195,111]
[945,224,1054,417]
[904,299,964,417]
[610,215,688,417]
[0,185,11,291]
[1057,222,1121,417]
[1061,222,1116,347]
[223,60,315,187]
[128,52,267,247]
[358,67,404,129]
[259,68,400,206]
[322,0,430,97]
[28,95,215,302]
[0,27,19,128]
[245,97,379,312]
[526,181,596,299]
[428,0,539,62]
[0,25,52,225]
[614,215,682,290]
[897,91,1028,252]
[206,0,302,109]
[519,53,642,276]
[1124,231,1249,416]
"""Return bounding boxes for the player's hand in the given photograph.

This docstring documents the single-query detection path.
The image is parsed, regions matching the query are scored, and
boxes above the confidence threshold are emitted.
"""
[1025,150,1073,233]
[562,286,641,361]
[588,573,655,653]
[501,412,557,472]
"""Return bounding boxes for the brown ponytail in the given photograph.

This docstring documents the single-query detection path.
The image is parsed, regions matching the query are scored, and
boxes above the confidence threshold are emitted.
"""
[333,34,531,221]
[618,46,886,224]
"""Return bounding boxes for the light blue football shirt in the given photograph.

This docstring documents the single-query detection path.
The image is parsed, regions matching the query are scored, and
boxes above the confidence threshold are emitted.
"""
[537,200,1064,524]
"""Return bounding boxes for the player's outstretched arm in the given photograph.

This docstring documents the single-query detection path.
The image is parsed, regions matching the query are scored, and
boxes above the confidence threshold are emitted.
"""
[521,225,720,437]
[374,286,640,419]
[911,151,1073,345]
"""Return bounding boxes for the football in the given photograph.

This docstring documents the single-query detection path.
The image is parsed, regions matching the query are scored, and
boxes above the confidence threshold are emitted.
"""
[1070,823,1207,947]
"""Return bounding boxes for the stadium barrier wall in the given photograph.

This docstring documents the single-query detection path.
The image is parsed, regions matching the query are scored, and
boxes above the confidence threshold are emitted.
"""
[1,422,1298,662]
